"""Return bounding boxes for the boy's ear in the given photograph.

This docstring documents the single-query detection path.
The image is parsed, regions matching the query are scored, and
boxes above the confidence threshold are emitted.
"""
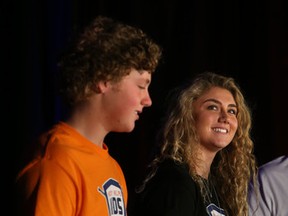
[95,81,108,93]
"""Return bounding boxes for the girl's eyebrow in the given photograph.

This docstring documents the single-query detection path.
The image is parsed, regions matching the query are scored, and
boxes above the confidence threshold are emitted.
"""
[203,98,237,108]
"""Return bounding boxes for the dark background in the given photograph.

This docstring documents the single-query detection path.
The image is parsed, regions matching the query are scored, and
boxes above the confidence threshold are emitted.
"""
[2,0,288,214]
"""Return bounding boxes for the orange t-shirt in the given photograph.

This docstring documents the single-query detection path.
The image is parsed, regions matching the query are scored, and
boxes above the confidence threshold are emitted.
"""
[16,122,127,216]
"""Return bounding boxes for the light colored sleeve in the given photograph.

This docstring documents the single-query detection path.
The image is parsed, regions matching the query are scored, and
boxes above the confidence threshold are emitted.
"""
[249,156,288,216]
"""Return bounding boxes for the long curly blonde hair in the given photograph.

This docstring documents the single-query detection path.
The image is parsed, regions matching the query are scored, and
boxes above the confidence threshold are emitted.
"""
[138,72,257,216]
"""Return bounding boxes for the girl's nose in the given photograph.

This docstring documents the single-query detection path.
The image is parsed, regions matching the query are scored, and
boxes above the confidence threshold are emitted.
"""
[219,112,229,124]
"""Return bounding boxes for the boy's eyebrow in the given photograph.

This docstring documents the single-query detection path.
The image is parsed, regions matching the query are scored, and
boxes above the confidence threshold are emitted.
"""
[139,77,151,85]
[145,78,151,84]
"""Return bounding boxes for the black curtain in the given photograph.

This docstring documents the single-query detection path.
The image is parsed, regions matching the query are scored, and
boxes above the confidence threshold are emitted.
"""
[3,0,288,214]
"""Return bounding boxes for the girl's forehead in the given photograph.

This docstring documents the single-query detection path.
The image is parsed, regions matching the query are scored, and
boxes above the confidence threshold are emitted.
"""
[197,87,236,104]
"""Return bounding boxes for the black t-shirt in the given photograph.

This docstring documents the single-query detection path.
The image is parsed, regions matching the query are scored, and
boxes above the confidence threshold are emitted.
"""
[131,159,225,216]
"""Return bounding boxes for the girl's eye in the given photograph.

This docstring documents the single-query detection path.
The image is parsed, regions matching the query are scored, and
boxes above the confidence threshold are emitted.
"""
[228,109,237,115]
[207,105,218,110]
[207,105,237,115]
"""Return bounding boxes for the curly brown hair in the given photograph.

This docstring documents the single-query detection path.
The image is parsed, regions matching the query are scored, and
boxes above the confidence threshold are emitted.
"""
[58,16,162,107]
